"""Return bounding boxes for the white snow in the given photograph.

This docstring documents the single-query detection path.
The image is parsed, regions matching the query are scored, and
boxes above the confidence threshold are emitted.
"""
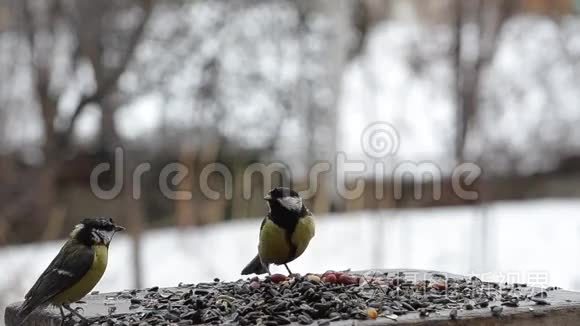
[2,199,580,322]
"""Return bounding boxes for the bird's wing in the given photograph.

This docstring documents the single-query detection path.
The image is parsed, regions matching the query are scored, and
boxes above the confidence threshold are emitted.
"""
[23,240,94,307]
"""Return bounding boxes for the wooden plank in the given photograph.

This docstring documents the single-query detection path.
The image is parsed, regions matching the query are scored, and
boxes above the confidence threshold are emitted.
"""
[5,269,580,325]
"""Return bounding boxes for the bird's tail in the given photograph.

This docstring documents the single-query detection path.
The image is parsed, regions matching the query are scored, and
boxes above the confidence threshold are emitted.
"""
[241,254,269,275]
[15,300,38,326]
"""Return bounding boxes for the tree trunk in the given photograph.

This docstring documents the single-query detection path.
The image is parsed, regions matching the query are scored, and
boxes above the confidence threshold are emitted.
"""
[454,0,515,162]
[296,0,354,214]
[99,99,120,152]
[125,154,144,290]
[175,146,195,227]
[37,71,60,240]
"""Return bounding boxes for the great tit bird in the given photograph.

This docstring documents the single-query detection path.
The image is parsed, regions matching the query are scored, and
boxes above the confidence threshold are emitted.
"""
[17,217,124,325]
[241,187,315,275]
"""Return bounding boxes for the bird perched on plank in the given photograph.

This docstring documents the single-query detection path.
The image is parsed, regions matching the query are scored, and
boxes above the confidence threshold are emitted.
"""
[17,217,124,325]
[241,187,315,275]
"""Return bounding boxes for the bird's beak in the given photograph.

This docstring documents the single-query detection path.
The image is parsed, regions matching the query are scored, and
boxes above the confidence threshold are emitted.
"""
[263,194,272,201]
[114,225,126,232]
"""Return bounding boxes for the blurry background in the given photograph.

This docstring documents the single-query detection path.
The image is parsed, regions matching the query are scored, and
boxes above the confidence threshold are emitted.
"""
[2,0,580,320]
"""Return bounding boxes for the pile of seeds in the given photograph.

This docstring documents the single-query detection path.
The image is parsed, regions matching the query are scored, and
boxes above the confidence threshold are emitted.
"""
[84,271,555,325]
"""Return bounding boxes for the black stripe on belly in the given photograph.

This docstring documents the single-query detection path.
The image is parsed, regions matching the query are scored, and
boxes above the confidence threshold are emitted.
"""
[285,230,297,260]
[268,203,308,262]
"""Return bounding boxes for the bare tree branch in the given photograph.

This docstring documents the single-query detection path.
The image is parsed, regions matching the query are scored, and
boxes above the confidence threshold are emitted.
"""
[61,0,153,148]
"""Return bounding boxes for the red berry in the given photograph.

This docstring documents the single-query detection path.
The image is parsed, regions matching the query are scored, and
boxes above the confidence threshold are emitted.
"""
[270,274,288,283]
[323,274,337,284]
[432,281,447,291]
[338,274,356,285]
[322,271,335,278]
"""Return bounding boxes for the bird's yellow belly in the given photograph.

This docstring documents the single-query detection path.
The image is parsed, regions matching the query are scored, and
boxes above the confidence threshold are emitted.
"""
[52,245,108,304]
[259,219,291,264]
[259,216,315,265]
[291,215,315,258]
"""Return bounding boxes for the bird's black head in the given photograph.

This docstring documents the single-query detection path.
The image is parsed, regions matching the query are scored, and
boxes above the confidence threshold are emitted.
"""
[265,187,300,201]
[70,217,125,247]
[264,187,307,228]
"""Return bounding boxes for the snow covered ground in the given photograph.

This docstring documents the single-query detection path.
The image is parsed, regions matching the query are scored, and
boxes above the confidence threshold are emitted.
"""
[2,199,580,323]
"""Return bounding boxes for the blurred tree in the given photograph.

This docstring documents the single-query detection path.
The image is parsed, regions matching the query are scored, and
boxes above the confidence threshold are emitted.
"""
[451,0,517,273]
[295,0,356,213]
[351,0,389,58]
[123,0,360,219]
[454,0,580,172]
[453,0,516,162]
[1,0,579,249]
[0,0,152,240]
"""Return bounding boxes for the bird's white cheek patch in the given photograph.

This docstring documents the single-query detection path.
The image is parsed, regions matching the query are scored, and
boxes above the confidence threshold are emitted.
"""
[102,230,115,244]
[70,224,84,238]
[278,197,302,212]
[93,229,116,245]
